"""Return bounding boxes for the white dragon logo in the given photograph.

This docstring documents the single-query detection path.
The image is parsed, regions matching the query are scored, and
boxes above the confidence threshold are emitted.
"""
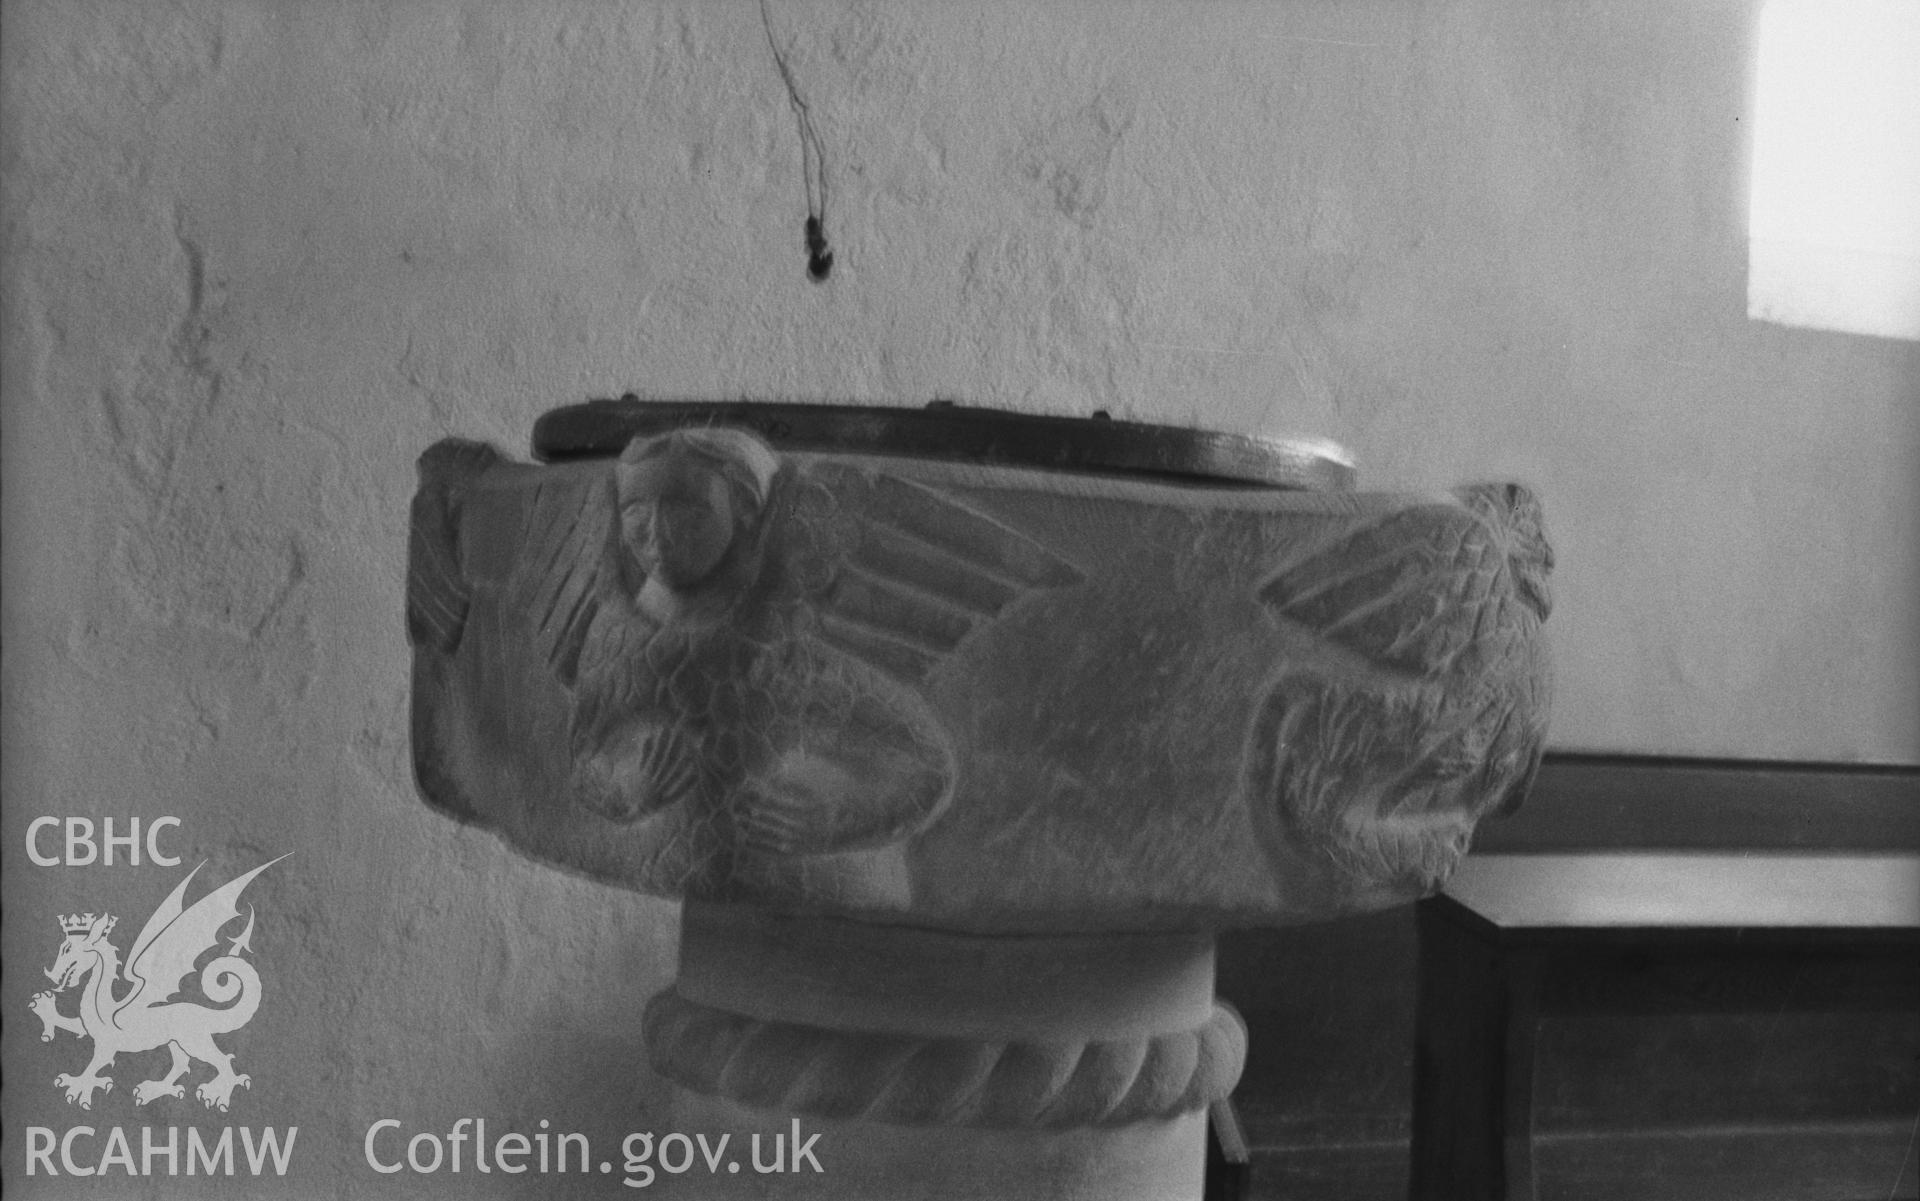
[29,857,287,1112]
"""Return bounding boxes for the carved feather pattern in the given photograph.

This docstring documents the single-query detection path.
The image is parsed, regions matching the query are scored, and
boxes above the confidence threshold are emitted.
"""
[1251,485,1553,890]
[1259,483,1551,676]
[813,471,1085,685]
[508,472,619,688]
[405,440,502,655]
[408,444,1084,876]
[734,660,954,857]
[1460,482,1553,623]
[695,469,1083,863]
[572,720,702,824]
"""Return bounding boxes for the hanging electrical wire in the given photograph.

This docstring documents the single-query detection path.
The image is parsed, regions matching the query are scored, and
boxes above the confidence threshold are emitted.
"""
[759,0,835,282]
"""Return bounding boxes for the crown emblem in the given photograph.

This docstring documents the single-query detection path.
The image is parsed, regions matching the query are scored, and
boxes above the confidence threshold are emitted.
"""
[60,913,113,935]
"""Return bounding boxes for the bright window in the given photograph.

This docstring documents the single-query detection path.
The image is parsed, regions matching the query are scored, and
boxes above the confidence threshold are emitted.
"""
[1748,0,1920,340]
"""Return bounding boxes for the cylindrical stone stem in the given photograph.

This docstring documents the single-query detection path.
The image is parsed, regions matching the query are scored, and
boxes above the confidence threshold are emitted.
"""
[644,903,1246,1200]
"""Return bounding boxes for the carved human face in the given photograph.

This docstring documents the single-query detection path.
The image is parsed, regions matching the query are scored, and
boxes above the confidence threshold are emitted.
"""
[619,453,737,590]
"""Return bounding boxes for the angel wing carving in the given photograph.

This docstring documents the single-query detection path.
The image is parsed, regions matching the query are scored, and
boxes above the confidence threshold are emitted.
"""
[406,429,1086,887]
[405,440,501,657]
[1249,485,1553,889]
[408,437,615,687]
[510,468,623,691]
[1259,482,1552,676]
[726,466,1085,860]
[809,469,1086,686]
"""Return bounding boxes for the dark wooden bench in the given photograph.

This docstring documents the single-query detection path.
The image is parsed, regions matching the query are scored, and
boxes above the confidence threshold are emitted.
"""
[1409,853,1920,1201]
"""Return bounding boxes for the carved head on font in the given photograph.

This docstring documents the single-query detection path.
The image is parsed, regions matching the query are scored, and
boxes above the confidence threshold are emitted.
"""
[614,429,780,594]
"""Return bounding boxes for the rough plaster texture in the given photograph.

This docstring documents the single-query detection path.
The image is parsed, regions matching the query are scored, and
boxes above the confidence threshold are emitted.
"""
[2,1,1915,1195]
